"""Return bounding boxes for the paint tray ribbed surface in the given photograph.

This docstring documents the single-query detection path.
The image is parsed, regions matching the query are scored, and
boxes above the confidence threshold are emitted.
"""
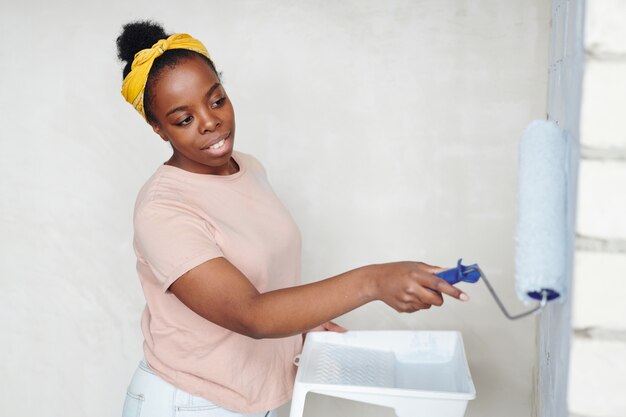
[290,331,476,417]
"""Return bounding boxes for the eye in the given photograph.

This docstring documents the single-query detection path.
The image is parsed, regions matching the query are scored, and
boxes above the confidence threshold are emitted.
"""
[211,96,226,109]
[177,116,193,126]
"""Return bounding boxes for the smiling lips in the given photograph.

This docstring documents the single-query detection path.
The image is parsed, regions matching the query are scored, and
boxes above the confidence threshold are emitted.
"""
[209,138,226,150]
[202,132,230,150]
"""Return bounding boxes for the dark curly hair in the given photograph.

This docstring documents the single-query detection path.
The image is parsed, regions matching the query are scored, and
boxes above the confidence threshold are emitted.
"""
[116,20,219,124]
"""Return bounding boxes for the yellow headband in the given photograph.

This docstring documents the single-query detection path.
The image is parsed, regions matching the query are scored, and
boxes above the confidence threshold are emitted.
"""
[121,33,210,120]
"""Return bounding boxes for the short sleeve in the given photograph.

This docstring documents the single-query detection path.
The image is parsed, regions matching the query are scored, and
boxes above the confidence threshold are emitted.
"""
[133,200,223,292]
[241,152,268,180]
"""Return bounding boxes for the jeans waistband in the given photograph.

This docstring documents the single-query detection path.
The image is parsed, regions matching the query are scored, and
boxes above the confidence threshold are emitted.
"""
[128,357,274,417]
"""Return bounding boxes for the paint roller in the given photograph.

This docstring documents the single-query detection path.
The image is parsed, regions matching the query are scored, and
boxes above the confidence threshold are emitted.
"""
[436,120,569,320]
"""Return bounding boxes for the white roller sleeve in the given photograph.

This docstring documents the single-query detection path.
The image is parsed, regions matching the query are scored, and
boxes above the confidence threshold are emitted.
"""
[515,120,569,303]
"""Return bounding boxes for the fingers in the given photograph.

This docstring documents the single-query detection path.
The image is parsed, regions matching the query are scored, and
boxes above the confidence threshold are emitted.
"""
[415,285,445,306]
[415,263,469,299]
[419,262,448,275]
[395,299,431,313]
[393,281,441,312]
[378,261,470,314]
[323,321,348,333]
[410,265,471,303]
[308,325,326,332]
[427,275,470,301]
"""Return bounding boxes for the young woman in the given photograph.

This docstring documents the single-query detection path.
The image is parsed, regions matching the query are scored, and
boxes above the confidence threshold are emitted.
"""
[117,20,468,417]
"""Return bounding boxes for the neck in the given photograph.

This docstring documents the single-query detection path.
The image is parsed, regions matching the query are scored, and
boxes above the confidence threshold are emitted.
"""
[165,154,239,176]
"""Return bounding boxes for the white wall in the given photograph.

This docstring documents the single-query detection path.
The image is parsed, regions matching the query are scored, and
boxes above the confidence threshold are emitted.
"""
[569,1,626,416]
[0,1,550,416]
[536,1,585,416]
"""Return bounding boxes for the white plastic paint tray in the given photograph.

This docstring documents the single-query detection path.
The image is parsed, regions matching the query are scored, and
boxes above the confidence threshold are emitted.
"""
[290,331,476,417]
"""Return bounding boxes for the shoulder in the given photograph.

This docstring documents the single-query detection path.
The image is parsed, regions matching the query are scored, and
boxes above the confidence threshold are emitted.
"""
[234,151,268,178]
[133,166,201,225]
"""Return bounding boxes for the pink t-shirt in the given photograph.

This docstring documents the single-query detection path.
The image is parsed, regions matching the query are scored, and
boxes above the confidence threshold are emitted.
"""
[133,151,303,413]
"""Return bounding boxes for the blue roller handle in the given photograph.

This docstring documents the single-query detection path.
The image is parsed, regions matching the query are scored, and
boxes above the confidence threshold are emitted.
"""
[436,259,481,285]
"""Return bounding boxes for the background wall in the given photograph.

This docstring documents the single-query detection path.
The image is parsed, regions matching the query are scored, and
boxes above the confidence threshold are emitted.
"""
[537,1,584,415]
[569,1,626,416]
[0,1,550,416]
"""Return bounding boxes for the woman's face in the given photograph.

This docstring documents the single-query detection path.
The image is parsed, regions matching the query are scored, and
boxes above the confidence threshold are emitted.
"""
[149,56,236,175]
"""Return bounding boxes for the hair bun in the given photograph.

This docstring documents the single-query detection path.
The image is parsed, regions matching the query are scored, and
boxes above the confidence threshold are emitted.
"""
[116,20,168,68]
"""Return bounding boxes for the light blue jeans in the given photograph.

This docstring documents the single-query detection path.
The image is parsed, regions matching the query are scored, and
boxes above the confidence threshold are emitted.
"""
[122,358,277,417]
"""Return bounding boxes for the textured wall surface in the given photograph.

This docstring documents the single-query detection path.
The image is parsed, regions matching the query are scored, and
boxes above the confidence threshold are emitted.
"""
[0,1,550,416]
[536,1,585,416]
[569,1,626,416]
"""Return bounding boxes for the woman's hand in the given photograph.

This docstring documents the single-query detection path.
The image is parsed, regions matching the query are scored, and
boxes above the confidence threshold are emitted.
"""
[310,321,348,333]
[303,321,348,343]
[371,261,468,313]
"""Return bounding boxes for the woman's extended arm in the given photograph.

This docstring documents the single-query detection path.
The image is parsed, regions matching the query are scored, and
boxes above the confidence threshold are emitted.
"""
[169,257,468,339]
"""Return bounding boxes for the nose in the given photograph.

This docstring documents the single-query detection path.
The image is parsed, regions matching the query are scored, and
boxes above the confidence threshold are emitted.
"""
[197,108,221,133]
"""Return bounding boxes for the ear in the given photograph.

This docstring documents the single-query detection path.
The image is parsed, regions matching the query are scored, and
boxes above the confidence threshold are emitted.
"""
[151,123,169,142]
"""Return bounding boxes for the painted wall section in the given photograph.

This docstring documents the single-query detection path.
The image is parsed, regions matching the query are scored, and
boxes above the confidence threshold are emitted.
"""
[0,2,549,417]
[569,1,626,416]
[536,1,585,416]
